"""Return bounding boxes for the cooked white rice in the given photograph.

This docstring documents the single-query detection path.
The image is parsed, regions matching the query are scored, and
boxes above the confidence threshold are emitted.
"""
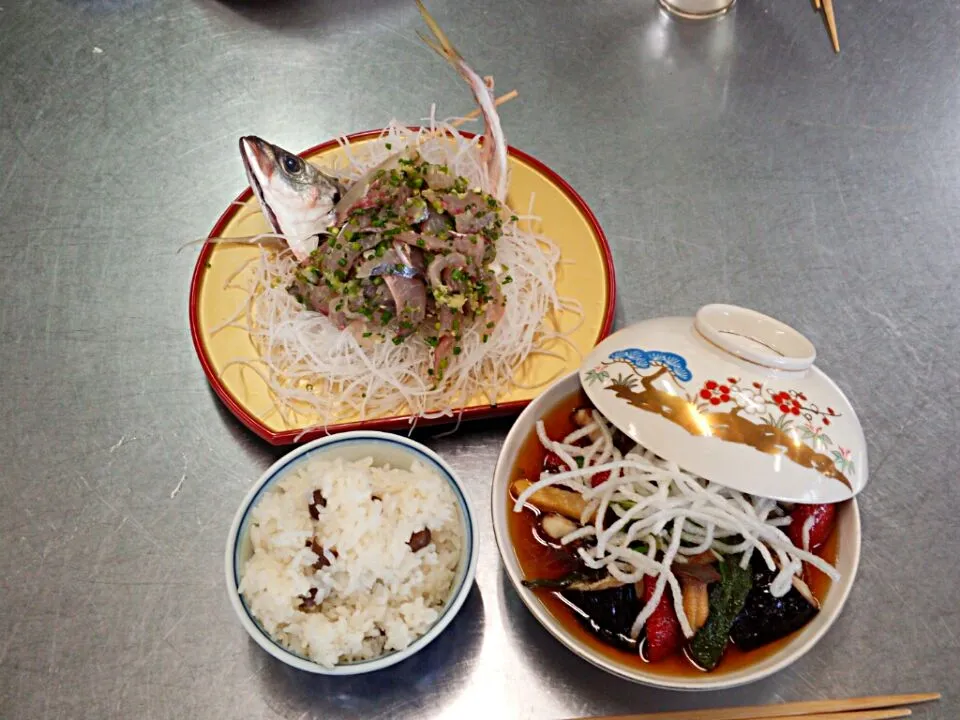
[238,454,462,667]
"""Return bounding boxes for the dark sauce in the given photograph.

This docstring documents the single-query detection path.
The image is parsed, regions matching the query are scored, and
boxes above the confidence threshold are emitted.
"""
[507,389,842,678]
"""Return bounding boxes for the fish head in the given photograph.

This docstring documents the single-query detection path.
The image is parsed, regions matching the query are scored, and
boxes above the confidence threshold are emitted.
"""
[239,136,344,261]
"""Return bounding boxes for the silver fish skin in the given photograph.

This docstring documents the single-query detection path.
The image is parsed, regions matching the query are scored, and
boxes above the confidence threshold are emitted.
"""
[239,135,344,262]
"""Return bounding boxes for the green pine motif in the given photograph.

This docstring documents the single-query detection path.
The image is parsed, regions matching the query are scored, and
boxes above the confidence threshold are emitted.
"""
[584,368,609,385]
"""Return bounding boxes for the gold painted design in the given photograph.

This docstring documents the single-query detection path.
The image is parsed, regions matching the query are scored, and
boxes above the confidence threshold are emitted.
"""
[589,358,852,490]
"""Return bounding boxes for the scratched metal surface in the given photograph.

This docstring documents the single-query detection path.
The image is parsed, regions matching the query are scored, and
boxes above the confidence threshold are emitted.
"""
[1,0,958,718]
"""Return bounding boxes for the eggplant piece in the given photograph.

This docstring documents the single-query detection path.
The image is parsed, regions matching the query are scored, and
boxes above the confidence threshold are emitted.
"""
[612,428,636,455]
[523,567,612,591]
[561,583,642,652]
[730,564,820,652]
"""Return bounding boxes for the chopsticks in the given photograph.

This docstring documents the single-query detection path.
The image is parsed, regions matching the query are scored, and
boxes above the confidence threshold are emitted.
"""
[574,692,940,720]
[821,0,840,53]
[813,0,840,53]
[583,711,909,720]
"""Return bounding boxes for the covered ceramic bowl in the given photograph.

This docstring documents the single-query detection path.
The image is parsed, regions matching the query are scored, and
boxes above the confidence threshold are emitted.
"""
[580,304,867,504]
[491,303,866,689]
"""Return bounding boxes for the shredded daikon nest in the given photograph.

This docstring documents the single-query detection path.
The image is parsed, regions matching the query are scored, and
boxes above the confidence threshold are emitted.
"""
[514,414,841,642]
[213,115,579,429]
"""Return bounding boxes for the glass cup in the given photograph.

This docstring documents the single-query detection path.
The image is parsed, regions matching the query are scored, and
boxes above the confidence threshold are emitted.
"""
[658,0,735,20]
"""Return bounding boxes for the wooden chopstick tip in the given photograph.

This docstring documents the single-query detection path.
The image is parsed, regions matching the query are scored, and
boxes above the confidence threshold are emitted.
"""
[820,0,840,53]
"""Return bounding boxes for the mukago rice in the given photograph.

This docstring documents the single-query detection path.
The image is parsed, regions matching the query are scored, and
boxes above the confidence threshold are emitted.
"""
[238,455,462,667]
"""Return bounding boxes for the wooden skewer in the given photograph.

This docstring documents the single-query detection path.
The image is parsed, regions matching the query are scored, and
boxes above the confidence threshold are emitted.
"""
[821,0,840,53]
[813,0,821,10]
[573,692,940,720]
[450,89,519,128]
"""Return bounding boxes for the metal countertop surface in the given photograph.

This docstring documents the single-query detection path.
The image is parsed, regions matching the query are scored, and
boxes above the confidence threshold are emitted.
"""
[1,0,958,718]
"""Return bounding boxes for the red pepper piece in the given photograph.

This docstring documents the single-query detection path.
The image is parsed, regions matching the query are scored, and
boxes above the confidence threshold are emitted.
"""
[641,576,683,662]
[543,451,566,474]
[590,470,611,487]
[787,503,837,554]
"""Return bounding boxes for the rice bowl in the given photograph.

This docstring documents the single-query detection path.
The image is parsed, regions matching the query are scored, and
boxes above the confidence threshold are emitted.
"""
[225,431,478,674]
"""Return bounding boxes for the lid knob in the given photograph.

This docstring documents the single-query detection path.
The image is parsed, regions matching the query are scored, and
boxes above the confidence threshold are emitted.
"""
[694,304,816,371]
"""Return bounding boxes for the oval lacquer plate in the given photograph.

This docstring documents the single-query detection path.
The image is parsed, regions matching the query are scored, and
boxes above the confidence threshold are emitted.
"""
[189,130,616,445]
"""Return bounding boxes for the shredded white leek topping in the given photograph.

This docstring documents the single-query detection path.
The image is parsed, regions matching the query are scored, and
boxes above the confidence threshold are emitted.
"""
[214,116,581,430]
[514,414,841,642]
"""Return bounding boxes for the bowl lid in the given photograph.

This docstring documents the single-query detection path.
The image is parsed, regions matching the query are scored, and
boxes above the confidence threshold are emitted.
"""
[579,304,868,503]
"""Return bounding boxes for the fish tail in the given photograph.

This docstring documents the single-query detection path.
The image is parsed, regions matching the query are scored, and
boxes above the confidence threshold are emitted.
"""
[416,0,509,201]
[416,0,461,64]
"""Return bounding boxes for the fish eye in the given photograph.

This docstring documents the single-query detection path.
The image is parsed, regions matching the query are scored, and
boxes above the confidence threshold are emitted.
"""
[282,154,302,174]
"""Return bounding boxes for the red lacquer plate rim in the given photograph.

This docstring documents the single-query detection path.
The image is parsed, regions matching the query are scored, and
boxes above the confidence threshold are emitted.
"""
[189,128,617,445]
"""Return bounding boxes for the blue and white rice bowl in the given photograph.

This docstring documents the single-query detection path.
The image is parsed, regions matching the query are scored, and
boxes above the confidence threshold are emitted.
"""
[225,431,478,675]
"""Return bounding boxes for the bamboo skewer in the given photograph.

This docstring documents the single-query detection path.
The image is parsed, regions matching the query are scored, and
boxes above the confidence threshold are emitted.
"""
[450,89,519,128]
[821,0,840,53]
[813,0,821,9]
[573,692,940,720]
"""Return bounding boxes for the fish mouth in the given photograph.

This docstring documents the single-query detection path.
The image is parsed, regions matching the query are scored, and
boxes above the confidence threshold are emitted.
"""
[239,136,281,235]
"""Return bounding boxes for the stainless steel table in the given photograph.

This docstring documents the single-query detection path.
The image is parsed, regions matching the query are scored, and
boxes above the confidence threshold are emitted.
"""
[2,1,957,718]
